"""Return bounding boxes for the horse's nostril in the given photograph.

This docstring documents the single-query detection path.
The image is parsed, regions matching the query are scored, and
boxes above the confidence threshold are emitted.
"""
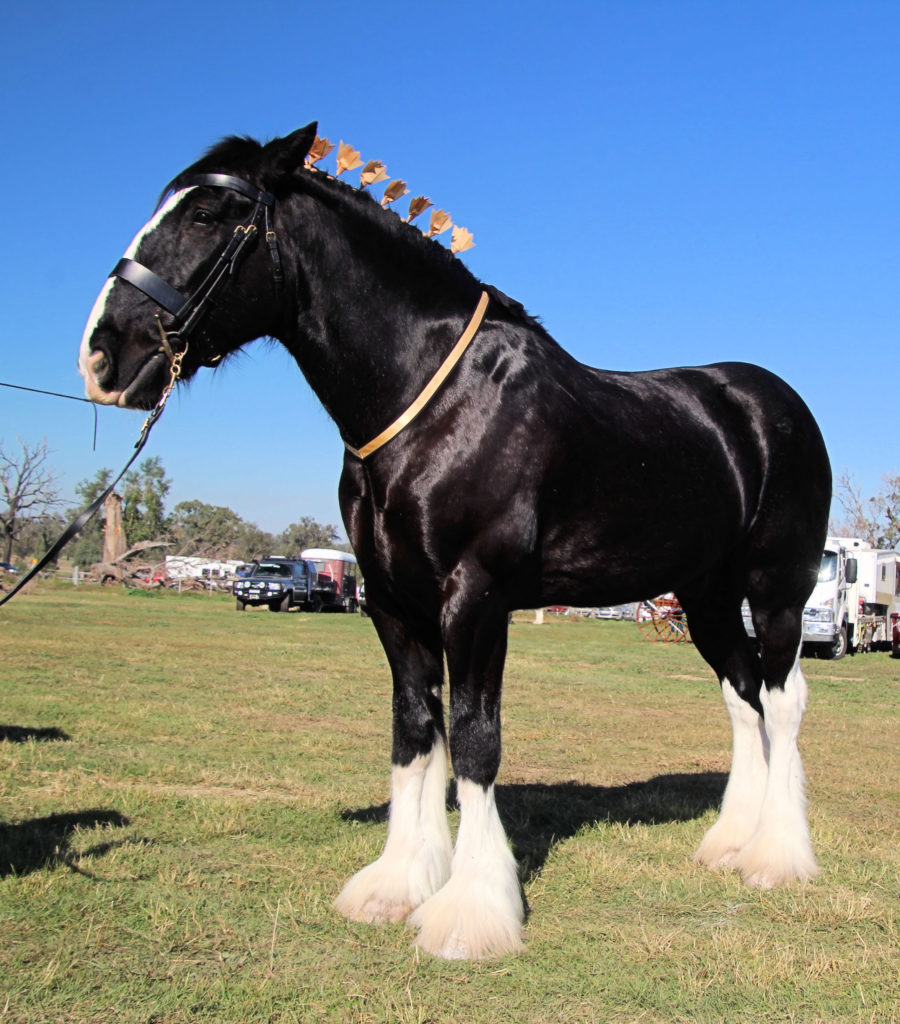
[89,349,113,387]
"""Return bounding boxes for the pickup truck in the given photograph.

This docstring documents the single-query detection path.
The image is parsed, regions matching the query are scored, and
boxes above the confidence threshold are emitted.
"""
[233,552,359,613]
[233,557,321,612]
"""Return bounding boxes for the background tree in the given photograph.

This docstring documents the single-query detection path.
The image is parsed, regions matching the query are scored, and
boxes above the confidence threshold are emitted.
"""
[234,521,276,562]
[170,500,247,558]
[7,510,68,564]
[0,438,64,563]
[70,457,342,568]
[276,516,341,555]
[831,471,900,549]
[121,457,171,545]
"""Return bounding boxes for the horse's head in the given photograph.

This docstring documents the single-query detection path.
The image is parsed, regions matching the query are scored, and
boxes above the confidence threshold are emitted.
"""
[78,123,318,409]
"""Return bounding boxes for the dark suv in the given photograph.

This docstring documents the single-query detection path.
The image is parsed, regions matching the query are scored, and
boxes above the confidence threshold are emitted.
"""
[233,557,318,612]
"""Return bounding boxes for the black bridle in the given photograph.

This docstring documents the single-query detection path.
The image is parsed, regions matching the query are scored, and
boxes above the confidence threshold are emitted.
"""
[110,173,282,367]
[0,174,282,609]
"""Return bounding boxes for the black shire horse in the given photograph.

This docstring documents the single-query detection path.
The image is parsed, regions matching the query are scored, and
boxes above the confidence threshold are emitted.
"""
[79,123,831,960]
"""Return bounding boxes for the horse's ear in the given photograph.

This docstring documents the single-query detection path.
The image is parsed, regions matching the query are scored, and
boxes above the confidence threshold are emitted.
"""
[262,122,318,189]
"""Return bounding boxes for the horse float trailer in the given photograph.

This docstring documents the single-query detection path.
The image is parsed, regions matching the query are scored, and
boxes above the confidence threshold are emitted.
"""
[300,548,359,613]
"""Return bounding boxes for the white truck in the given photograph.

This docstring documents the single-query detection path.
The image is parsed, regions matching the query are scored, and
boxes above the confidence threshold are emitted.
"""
[743,537,900,660]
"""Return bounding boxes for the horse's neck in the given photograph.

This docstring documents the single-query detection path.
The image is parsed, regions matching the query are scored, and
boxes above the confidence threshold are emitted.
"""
[278,198,481,447]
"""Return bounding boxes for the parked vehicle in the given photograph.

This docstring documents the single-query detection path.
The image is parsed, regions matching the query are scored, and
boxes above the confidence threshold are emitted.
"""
[743,537,900,659]
[855,543,900,654]
[595,607,620,620]
[233,550,360,613]
[233,556,319,612]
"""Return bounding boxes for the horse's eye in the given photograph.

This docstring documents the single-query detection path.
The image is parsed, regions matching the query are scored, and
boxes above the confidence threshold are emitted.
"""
[192,209,214,226]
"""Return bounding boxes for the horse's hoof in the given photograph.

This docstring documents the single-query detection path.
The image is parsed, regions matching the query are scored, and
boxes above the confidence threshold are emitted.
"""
[732,828,819,888]
[409,882,525,961]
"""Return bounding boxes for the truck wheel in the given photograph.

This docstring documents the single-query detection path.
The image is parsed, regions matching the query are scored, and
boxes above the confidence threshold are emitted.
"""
[236,598,247,611]
[823,623,848,660]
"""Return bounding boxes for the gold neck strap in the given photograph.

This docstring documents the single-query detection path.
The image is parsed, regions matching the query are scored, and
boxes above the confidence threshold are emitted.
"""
[346,290,490,460]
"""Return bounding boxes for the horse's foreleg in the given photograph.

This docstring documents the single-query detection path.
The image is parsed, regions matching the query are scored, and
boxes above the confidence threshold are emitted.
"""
[410,593,524,960]
[334,613,452,923]
[335,738,451,922]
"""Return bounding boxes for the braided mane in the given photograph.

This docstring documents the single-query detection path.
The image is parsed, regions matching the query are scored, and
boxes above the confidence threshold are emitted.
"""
[161,133,550,337]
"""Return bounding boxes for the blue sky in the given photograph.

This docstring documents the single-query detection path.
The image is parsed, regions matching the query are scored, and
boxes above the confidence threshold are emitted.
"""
[1,1,897,538]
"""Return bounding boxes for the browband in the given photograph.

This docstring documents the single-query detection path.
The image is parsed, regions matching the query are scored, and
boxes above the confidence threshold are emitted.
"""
[181,173,274,206]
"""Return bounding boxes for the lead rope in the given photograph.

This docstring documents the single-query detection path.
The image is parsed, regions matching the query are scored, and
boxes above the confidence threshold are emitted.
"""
[0,345,188,609]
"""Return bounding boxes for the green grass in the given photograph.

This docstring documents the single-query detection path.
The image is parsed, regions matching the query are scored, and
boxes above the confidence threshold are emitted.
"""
[0,584,897,1023]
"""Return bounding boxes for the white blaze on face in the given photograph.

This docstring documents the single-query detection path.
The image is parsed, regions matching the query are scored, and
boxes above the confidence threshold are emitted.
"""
[78,188,196,399]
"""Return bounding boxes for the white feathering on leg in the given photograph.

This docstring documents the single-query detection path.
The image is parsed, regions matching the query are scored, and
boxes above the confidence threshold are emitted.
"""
[695,678,769,869]
[410,780,524,960]
[335,737,452,922]
[733,662,818,887]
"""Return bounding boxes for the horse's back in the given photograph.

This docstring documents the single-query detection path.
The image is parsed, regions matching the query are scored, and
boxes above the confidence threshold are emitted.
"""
[503,353,830,607]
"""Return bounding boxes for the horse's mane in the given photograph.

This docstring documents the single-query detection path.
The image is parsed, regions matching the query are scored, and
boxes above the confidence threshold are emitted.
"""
[162,134,553,340]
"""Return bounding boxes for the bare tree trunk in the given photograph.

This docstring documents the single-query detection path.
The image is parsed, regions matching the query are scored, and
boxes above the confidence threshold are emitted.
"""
[102,492,127,563]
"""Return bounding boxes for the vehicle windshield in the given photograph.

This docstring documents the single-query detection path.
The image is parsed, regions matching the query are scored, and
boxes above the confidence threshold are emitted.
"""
[817,552,838,583]
[254,562,294,578]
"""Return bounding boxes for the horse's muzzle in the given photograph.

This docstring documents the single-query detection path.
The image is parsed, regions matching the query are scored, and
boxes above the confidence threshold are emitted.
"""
[81,344,168,410]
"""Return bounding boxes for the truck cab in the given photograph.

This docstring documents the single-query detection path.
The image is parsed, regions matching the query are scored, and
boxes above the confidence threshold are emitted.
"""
[742,537,900,658]
[800,540,861,659]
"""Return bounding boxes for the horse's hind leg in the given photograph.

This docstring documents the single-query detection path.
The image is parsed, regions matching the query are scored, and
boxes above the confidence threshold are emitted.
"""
[679,596,771,871]
[334,609,452,923]
[731,604,818,887]
[685,590,818,887]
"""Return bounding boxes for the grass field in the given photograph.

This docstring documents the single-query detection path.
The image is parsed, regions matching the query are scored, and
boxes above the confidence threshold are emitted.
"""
[0,583,897,1023]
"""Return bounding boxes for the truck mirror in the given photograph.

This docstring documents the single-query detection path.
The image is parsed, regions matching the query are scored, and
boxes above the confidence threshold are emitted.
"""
[845,558,858,585]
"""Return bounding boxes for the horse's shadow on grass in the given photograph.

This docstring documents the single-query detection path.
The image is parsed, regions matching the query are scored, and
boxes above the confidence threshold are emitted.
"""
[1,726,129,878]
[0,810,131,879]
[342,771,727,882]
[0,724,71,743]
